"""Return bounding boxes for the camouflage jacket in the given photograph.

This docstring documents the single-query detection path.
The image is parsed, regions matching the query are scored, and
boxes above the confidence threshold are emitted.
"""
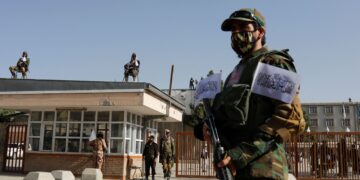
[159,136,175,158]
[213,47,298,180]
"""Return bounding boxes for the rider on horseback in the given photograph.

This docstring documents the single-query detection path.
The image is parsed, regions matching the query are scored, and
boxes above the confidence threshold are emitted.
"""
[124,53,140,82]
[9,51,30,79]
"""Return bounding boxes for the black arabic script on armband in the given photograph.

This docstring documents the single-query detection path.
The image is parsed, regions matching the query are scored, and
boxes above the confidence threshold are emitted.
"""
[256,73,295,94]
[194,81,219,99]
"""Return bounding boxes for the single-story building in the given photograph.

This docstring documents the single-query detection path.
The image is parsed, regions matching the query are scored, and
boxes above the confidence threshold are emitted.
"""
[0,78,184,179]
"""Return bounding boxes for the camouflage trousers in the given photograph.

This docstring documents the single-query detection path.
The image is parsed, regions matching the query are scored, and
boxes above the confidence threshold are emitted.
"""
[161,155,174,177]
[124,69,139,82]
[226,134,288,180]
[9,66,27,78]
[94,151,104,171]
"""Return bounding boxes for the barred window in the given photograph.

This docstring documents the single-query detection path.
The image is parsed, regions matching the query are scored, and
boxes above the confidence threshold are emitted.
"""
[309,106,317,114]
[310,119,318,127]
[341,106,350,113]
[342,119,350,127]
[324,106,333,114]
[325,119,334,127]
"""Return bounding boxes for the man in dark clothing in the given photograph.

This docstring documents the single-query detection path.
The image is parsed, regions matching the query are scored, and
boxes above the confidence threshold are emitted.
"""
[189,77,195,89]
[143,135,158,180]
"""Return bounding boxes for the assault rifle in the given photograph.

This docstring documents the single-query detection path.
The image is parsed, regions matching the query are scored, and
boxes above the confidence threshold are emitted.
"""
[203,98,234,180]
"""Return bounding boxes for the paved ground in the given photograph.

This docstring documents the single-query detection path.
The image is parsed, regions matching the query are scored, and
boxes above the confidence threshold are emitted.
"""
[0,173,213,180]
[0,161,215,180]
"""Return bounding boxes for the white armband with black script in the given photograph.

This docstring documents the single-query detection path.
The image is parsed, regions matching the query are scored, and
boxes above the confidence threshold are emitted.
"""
[251,62,301,103]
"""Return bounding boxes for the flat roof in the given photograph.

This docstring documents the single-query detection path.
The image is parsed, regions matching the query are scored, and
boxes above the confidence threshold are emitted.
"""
[0,78,185,110]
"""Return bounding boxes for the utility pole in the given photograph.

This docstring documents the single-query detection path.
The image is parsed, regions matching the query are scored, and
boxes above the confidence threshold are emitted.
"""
[168,65,174,96]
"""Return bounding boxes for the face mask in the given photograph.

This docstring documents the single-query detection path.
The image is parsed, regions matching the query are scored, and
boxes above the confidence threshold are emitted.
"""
[231,31,257,57]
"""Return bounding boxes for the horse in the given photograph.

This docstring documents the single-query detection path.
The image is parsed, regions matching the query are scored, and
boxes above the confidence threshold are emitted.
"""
[9,65,28,79]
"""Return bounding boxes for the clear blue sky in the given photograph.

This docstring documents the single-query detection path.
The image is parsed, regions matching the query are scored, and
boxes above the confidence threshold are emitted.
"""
[1,1,359,103]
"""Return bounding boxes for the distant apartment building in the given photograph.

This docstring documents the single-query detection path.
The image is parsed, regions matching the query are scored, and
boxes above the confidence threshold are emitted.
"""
[302,101,360,132]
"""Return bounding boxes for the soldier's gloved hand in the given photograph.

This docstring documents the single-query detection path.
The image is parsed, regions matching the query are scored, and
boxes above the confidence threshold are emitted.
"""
[216,154,237,176]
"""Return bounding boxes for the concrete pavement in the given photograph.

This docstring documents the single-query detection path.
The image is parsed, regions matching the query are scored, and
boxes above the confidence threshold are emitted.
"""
[0,172,215,180]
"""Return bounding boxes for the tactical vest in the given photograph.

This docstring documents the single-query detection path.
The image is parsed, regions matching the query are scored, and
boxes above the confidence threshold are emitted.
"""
[161,137,174,155]
[213,49,305,146]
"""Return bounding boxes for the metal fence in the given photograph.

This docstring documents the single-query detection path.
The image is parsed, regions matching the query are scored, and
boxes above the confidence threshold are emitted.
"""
[2,125,27,172]
[287,132,360,180]
[176,131,360,179]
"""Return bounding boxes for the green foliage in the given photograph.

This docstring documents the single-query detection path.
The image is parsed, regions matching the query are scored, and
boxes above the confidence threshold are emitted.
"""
[0,109,17,122]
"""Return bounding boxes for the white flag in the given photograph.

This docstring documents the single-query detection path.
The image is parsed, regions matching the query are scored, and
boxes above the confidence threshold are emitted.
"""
[194,73,221,106]
[89,130,96,141]
[251,62,301,104]
[342,104,347,120]
[346,127,350,132]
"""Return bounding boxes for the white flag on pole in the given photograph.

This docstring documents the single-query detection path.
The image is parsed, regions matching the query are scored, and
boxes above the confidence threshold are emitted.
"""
[89,130,96,141]
[194,73,221,106]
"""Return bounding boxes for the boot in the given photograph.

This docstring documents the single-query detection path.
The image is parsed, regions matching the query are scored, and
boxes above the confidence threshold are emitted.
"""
[152,175,155,180]
[145,176,149,180]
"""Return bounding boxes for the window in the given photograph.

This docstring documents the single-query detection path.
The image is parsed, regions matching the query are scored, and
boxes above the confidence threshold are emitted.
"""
[68,123,80,137]
[29,138,39,151]
[112,111,124,122]
[111,124,123,137]
[42,124,53,151]
[342,119,350,127]
[111,139,124,153]
[28,110,145,154]
[31,111,42,121]
[57,110,68,121]
[29,112,41,151]
[44,111,55,121]
[98,111,109,122]
[84,111,95,121]
[81,123,95,152]
[70,111,81,121]
[341,106,350,113]
[68,139,80,152]
[55,139,66,152]
[324,106,333,114]
[325,119,334,127]
[56,123,67,136]
[309,106,317,114]
[30,123,41,136]
[310,119,318,127]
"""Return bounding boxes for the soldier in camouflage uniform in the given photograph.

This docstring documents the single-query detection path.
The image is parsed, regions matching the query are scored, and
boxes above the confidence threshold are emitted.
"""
[90,133,107,172]
[160,129,175,180]
[195,8,305,180]
[9,51,30,79]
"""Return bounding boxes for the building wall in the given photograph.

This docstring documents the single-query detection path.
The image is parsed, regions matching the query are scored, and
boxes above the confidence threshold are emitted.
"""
[302,102,360,132]
[24,153,142,180]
